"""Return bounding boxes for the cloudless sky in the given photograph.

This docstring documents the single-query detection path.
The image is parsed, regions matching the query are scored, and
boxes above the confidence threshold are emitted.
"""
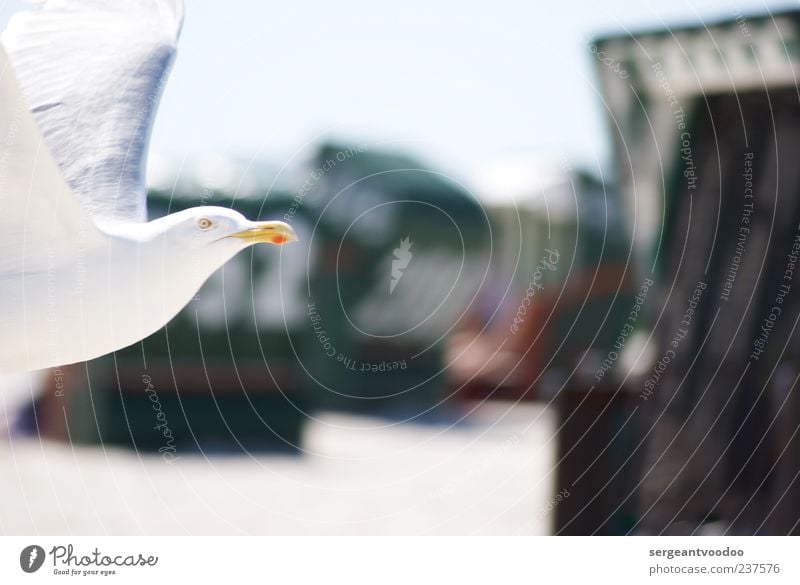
[0,0,796,184]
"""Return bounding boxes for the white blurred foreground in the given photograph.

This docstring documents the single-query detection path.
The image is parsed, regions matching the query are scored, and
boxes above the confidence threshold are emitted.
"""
[0,404,554,535]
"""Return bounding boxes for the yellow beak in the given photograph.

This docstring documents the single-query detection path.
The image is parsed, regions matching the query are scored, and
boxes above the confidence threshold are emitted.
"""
[228,220,298,245]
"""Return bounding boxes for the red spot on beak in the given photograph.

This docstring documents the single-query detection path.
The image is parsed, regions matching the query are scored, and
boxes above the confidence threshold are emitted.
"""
[272,235,287,245]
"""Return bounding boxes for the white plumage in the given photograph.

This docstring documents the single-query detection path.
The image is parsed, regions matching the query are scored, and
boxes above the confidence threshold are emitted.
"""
[0,0,296,424]
[3,0,184,224]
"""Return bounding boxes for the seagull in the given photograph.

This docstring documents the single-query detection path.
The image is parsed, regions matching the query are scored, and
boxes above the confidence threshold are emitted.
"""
[0,0,297,378]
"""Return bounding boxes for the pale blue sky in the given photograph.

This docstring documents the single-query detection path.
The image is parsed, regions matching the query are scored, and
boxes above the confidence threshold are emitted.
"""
[0,0,795,183]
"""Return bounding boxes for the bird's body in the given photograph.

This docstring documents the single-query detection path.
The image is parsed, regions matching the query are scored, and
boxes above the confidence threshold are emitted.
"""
[0,208,255,372]
[0,0,296,380]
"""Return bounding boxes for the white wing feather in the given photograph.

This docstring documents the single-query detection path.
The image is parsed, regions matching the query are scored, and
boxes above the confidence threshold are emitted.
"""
[0,44,100,275]
[2,0,184,224]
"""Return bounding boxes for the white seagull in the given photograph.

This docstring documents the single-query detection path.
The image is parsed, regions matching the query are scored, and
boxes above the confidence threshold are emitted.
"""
[0,0,296,381]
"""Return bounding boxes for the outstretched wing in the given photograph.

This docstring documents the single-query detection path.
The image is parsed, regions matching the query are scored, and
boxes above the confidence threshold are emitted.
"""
[0,43,100,275]
[2,0,184,224]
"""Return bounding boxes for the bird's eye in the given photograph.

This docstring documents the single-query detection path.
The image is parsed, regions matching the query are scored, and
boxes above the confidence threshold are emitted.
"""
[197,217,214,230]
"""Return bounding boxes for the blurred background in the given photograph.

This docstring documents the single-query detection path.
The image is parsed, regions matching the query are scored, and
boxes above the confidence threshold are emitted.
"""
[2,0,800,535]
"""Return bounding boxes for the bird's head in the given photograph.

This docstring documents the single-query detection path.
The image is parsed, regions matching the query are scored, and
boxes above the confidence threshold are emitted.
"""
[185,206,297,247]
[134,206,298,281]
[93,206,299,336]
[154,206,298,248]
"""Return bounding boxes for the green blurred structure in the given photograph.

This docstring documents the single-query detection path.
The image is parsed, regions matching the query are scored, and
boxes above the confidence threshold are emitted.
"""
[297,143,490,415]
[45,143,491,452]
